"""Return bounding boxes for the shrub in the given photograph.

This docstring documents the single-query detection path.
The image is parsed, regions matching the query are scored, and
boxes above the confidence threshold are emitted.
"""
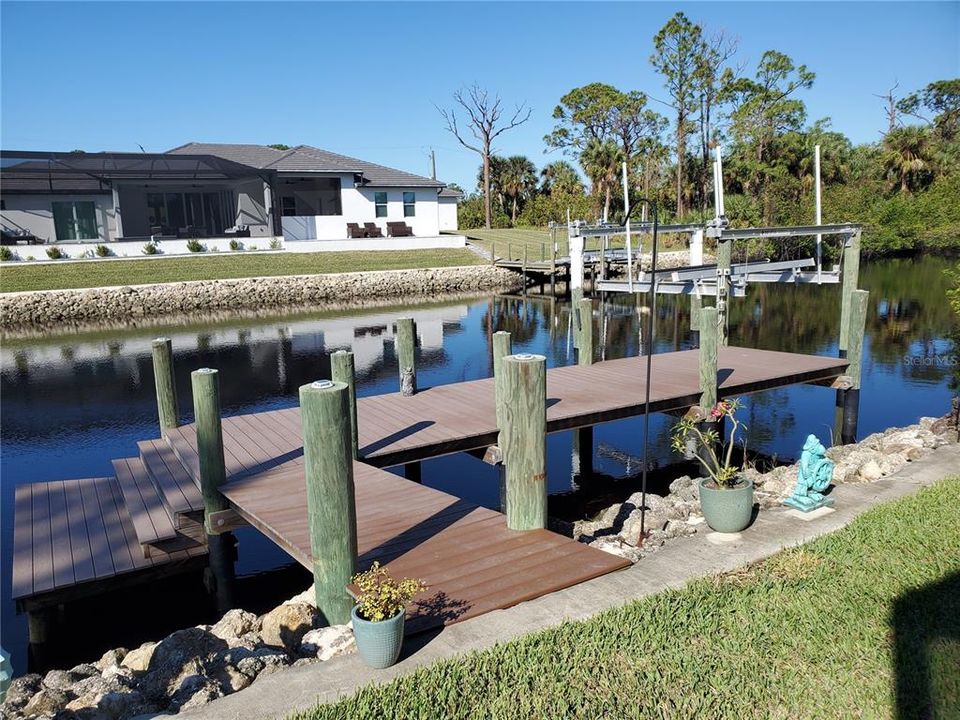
[142,242,159,255]
[45,246,64,260]
[186,238,204,253]
[458,195,510,229]
[229,239,242,252]
[25,255,34,262]
[248,244,258,251]
[94,244,111,257]
[0,247,13,262]
[352,561,426,622]
[269,238,281,250]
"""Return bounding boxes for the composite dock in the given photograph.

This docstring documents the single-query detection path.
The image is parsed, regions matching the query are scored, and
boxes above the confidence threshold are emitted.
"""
[13,345,848,631]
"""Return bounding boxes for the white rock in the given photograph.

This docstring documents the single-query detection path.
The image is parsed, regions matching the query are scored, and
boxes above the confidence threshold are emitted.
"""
[299,625,356,661]
[858,460,883,481]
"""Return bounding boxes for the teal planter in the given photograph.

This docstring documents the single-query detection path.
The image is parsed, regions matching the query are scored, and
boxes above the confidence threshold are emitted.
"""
[352,605,405,669]
[699,477,755,533]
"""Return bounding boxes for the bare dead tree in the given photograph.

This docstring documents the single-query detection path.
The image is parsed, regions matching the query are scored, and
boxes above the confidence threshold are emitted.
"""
[439,85,531,229]
[874,81,900,136]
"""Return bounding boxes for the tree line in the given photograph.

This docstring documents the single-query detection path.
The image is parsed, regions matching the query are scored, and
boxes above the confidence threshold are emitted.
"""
[440,12,959,257]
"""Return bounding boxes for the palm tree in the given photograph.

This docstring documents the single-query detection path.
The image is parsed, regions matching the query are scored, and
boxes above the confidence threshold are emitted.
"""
[497,156,538,224]
[882,126,933,193]
[540,161,584,196]
[580,139,623,222]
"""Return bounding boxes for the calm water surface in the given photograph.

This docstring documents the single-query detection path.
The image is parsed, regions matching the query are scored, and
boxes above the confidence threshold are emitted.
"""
[1,255,957,672]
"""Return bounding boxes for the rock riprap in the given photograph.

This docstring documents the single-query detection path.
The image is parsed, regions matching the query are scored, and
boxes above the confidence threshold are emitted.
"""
[0,265,523,331]
[1,590,355,719]
[577,415,957,562]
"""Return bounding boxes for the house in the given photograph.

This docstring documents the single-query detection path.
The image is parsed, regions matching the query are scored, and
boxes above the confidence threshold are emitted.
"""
[438,186,463,232]
[0,144,462,254]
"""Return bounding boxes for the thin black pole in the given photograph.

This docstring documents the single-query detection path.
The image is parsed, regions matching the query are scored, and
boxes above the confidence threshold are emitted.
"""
[640,201,658,538]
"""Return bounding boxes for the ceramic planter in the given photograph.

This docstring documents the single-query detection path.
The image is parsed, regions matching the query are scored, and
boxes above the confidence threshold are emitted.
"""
[698,477,754,533]
[351,605,405,669]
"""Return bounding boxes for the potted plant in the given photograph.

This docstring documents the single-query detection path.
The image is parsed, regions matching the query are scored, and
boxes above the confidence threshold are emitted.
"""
[351,561,426,669]
[671,398,754,533]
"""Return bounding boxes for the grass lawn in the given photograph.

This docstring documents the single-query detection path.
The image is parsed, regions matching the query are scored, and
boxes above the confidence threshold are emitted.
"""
[0,249,484,293]
[461,228,572,260]
[299,477,960,719]
[462,227,688,261]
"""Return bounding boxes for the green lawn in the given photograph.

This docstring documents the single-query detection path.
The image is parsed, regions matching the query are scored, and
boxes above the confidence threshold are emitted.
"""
[461,228,572,261]
[300,478,960,720]
[0,249,483,293]
[462,227,687,261]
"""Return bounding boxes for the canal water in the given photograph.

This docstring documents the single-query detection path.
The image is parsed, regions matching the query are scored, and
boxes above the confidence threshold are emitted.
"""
[1,255,957,673]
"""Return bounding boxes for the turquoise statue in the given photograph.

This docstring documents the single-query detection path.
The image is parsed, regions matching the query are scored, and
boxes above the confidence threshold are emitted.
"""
[784,434,835,511]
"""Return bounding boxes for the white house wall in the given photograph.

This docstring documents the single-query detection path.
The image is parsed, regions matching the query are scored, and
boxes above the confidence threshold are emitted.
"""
[283,174,442,241]
[438,197,459,232]
[1,194,115,243]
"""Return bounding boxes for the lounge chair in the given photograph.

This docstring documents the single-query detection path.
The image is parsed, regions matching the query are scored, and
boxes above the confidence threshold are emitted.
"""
[347,223,366,238]
[386,221,414,237]
[363,223,383,238]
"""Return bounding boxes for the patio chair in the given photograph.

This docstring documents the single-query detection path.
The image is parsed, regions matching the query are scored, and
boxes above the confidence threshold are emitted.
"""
[347,222,366,239]
[386,221,414,237]
[363,223,383,238]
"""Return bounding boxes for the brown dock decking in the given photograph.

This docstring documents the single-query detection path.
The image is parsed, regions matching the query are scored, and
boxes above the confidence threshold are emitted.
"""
[12,477,207,606]
[12,345,847,629]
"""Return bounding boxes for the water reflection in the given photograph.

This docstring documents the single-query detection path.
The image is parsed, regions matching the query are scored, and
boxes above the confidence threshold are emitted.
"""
[1,256,956,673]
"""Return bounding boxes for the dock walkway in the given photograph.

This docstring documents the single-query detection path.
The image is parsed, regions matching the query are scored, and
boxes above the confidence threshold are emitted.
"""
[13,346,847,630]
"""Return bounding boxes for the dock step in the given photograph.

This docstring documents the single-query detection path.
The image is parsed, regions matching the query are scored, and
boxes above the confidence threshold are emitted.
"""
[12,477,208,603]
[138,438,204,524]
[112,458,202,557]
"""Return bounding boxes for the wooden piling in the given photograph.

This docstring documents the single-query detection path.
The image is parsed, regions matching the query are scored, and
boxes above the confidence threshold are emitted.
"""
[395,317,417,396]
[330,350,358,459]
[576,298,593,366]
[207,532,237,613]
[151,338,179,432]
[493,331,513,430]
[191,368,228,533]
[574,298,594,481]
[838,229,862,357]
[698,307,719,409]
[492,330,513,512]
[841,289,869,444]
[501,354,547,530]
[550,242,557,296]
[690,294,702,335]
[716,238,732,346]
[491,241,496,265]
[522,246,528,296]
[299,379,358,626]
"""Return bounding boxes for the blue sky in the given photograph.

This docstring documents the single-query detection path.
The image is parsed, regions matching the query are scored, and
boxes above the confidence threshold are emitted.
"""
[2,2,957,190]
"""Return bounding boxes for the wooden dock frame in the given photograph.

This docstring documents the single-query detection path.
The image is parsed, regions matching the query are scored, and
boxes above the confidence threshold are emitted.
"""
[13,298,857,649]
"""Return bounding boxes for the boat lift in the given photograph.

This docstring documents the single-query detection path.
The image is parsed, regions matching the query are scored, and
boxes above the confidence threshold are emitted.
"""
[567,147,863,345]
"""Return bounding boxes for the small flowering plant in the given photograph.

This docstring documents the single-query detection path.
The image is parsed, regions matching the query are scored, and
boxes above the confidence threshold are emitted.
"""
[352,561,426,622]
[670,398,747,489]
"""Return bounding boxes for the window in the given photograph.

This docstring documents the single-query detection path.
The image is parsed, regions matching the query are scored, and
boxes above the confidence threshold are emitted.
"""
[279,178,342,216]
[52,201,97,241]
[403,192,416,217]
[375,192,388,218]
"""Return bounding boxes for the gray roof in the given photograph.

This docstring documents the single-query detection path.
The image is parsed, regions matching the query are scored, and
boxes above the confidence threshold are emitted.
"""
[168,143,445,188]
[438,187,464,198]
[1,150,261,194]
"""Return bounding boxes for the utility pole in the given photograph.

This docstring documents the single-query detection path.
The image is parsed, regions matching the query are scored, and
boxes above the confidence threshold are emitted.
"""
[431,149,437,180]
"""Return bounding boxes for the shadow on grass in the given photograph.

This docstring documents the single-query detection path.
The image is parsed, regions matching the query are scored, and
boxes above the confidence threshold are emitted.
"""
[892,569,960,719]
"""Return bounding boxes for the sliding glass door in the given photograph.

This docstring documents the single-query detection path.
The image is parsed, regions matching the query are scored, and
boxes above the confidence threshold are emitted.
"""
[52,201,98,241]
